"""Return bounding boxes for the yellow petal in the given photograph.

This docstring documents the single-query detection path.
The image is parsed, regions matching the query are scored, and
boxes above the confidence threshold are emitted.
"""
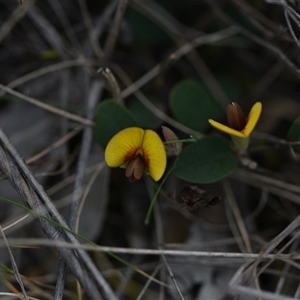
[208,119,246,138]
[142,130,166,181]
[243,102,262,137]
[105,127,144,167]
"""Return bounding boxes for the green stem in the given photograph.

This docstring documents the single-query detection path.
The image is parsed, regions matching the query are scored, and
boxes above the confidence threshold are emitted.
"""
[144,165,175,225]
[163,138,196,145]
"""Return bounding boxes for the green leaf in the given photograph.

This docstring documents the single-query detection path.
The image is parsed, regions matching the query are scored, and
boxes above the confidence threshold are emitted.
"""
[95,100,137,148]
[127,96,162,129]
[287,116,300,153]
[287,116,300,142]
[173,136,238,183]
[169,79,223,132]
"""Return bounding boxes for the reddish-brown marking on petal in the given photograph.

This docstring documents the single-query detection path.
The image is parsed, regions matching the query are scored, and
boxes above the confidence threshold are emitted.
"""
[141,148,150,171]
[123,147,140,163]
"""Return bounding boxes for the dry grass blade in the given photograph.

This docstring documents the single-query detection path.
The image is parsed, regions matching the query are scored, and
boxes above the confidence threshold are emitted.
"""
[132,0,232,108]
[229,215,300,299]
[0,127,116,300]
[223,179,252,253]
[120,26,237,99]
[0,84,94,127]
[207,0,300,77]
[48,1,82,51]
[75,161,106,234]
[27,5,68,57]
[55,0,128,296]
[159,247,185,300]
[0,1,34,44]
[103,0,129,60]
[1,238,298,261]
[54,81,105,299]
[136,265,161,300]
[0,293,38,300]
[26,125,84,166]
[0,225,29,300]
[4,59,99,91]
[114,64,203,137]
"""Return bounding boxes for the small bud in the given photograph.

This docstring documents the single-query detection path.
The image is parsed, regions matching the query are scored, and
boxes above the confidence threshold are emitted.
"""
[162,126,182,155]
[125,156,146,182]
[227,102,246,131]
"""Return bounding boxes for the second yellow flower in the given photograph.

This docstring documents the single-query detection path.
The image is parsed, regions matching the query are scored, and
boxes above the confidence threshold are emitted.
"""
[105,127,167,181]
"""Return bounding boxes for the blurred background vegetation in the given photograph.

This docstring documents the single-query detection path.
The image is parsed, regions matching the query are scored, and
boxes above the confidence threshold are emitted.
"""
[1,0,300,299]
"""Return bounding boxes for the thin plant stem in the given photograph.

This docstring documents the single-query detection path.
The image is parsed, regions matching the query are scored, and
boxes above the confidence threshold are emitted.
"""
[145,166,175,225]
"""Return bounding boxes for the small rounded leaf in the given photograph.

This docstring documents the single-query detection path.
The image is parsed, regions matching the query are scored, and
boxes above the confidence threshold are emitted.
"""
[169,79,223,132]
[127,97,162,129]
[96,100,137,148]
[173,136,238,183]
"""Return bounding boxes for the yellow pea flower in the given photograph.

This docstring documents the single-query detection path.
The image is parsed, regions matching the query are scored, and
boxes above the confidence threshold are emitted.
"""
[208,102,262,149]
[105,127,167,181]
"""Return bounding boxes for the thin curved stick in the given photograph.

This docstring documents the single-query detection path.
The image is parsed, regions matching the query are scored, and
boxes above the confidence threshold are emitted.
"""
[0,84,94,127]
